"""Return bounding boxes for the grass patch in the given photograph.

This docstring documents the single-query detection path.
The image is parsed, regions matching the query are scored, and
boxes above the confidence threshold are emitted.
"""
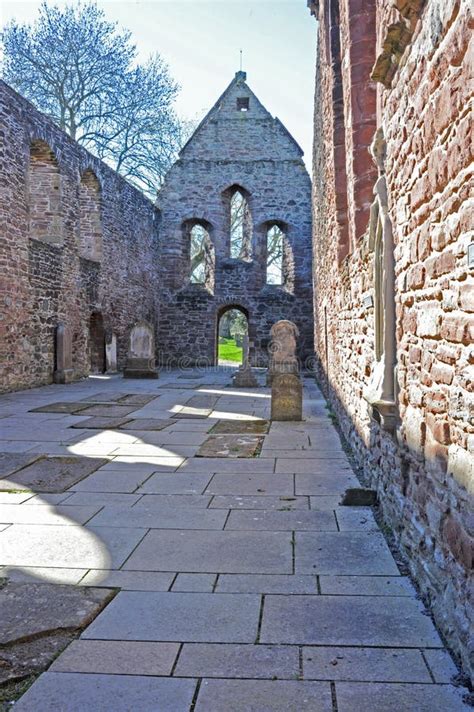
[218,338,243,363]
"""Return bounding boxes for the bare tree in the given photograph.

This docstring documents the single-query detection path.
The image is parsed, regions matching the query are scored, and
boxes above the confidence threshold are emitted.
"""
[1,2,184,197]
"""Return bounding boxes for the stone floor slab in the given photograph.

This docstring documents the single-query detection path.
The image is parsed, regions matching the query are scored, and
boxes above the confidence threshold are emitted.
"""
[335,682,470,712]
[335,508,379,531]
[118,418,176,431]
[80,569,174,591]
[123,529,292,574]
[71,469,155,493]
[70,416,133,429]
[118,394,158,406]
[1,566,88,585]
[0,524,146,569]
[210,495,309,510]
[302,646,431,682]
[296,531,400,575]
[137,472,213,494]
[176,643,299,679]
[210,419,270,434]
[89,504,227,530]
[277,458,353,474]
[0,581,114,644]
[216,574,318,594]
[135,494,212,508]
[30,402,92,414]
[77,404,139,417]
[319,575,415,596]
[82,591,261,642]
[295,471,359,495]
[1,456,108,493]
[50,639,179,675]
[226,509,337,531]
[205,473,293,496]
[172,573,217,592]
[423,649,460,683]
[195,679,333,712]
[260,595,443,647]
[309,496,342,509]
[197,434,264,458]
[14,673,196,712]
[0,452,43,480]
[0,504,101,526]
[61,492,141,506]
[180,457,275,473]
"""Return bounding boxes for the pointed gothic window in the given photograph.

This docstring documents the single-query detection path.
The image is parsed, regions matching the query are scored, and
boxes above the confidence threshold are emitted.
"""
[230,188,252,260]
[188,222,214,291]
[266,224,284,285]
[29,140,63,245]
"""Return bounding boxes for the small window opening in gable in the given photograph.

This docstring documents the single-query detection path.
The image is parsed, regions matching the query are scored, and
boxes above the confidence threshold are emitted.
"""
[229,188,252,260]
[28,139,63,245]
[266,224,285,285]
[79,170,102,261]
[237,97,249,112]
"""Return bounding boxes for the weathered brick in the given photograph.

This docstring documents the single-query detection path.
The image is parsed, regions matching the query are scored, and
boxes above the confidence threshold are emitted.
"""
[440,313,474,344]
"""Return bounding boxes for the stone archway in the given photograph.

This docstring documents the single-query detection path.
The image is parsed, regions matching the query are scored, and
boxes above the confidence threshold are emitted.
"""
[216,305,249,366]
[89,312,106,373]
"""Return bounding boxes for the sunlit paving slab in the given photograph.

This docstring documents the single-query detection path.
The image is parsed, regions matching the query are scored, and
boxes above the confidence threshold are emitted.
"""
[295,531,400,575]
[277,458,354,474]
[175,643,299,679]
[172,573,217,592]
[0,456,108,493]
[216,574,318,594]
[205,473,294,496]
[260,595,443,647]
[80,570,175,591]
[209,495,309,509]
[137,472,213,494]
[0,452,43,479]
[122,529,293,573]
[89,504,228,529]
[335,682,470,712]
[0,566,89,585]
[71,470,157,493]
[319,575,415,596]
[302,646,432,682]
[14,673,197,712]
[134,493,212,507]
[0,504,101,525]
[225,509,338,531]
[295,471,360,495]
[0,524,147,569]
[194,679,333,712]
[180,457,275,473]
[82,591,261,642]
[50,639,179,675]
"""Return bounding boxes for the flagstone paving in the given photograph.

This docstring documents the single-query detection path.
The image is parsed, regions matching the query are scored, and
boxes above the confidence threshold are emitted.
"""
[0,368,469,711]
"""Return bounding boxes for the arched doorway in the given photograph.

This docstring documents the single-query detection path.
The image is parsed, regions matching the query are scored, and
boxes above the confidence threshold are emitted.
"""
[89,312,106,373]
[216,306,249,366]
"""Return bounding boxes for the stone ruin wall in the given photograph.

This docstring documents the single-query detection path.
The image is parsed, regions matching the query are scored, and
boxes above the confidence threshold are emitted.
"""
[156,77,314,367]
[311,0,473,681]
[0,81,159,393]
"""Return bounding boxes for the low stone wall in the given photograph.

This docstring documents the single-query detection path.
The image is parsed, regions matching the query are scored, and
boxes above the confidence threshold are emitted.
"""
[0,81,159,392]
[311,0,473,681]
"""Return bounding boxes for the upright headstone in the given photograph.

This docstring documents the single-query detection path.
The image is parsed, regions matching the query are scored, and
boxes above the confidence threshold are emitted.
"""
[269,320,302,420]
[105,331,117,373]
[53,324,74,384]
[123,321,158,379]
[232,335,258,388]
[267,320,300,385]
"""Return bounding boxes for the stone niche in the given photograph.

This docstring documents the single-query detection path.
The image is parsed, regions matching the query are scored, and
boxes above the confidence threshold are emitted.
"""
[123,321,158,379]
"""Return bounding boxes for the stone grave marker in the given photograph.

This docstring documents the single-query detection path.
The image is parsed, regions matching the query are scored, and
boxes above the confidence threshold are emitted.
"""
[267,320,300,385]
[271,373,303,421]
[232,335,258,388]
[123,321,158,378]
[53,325,74,384]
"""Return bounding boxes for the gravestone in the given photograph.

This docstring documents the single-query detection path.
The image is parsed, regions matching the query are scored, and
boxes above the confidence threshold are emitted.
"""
[267,320,300,385]
[269,320,302,420]
[53,325,74,384]
[232,335,258,388]
[105,331,117,373]
[123,321,158,379]
[271,373,302,421]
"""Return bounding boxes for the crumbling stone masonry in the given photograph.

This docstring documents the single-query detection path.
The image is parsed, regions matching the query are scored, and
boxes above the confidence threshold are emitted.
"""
[156,72,314,367]
[309,0,473,681]
[0,81,159,392]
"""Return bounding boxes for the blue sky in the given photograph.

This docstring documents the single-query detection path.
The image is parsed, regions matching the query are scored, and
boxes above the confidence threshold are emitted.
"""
[2,1,317,168]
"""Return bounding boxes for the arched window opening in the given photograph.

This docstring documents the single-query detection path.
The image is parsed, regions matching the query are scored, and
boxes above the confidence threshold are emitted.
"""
[266,224,284,285]
[187,221,215,291]
[190,224,209,284]
[29,140,62,245]
[230,188,252,260]
[79,170,102,261]
[217,307,248,366]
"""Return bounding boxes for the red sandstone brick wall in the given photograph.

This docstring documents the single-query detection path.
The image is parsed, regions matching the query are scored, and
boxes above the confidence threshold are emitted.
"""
[311,0,473,682]
[0,81,159,392]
